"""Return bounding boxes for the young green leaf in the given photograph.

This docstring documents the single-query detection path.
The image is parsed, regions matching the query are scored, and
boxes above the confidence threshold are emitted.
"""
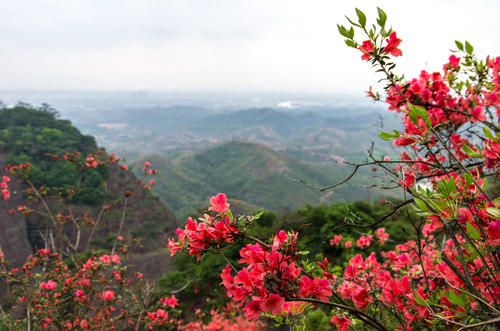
[376,7,387,27]
[379,130,400,141]
[466,222,481,241]
[445,290,467,307]
[355,8,367,27]
[414,292,427,306]
[414,198,428,212]
[483,126,495,140]
[337,24,350,38]
[407,102,431,128]
[226,209,234,221]
[348,26,355,39]
[482,177,488,190]
[455,40,464,51]
[465,41,474,55]
[345,39,357,48]
[462,144,481,158]
[485,207,500,220]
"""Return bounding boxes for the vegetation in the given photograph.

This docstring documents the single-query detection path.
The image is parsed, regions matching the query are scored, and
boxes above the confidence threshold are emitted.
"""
[0,103,106,205]
[135,141,390,220]
[0,6,499,331]
[158,200,410,314]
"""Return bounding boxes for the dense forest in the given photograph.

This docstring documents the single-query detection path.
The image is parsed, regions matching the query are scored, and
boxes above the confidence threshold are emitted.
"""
[0,104,106,205]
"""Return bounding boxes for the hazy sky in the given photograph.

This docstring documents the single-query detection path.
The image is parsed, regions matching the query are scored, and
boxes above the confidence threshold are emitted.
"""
[1,0,499,95]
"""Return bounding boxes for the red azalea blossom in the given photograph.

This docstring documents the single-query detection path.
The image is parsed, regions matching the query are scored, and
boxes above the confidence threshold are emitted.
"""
[360,40,374,60]
[209,193,230,213]
[102,290,115,301]
[331,314,351,331]
[384,31,402,56]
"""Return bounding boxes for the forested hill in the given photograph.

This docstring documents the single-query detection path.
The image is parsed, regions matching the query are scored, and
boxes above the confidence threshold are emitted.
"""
[68,105,393,161]
[133,141,384,220]
[0,104,177,271]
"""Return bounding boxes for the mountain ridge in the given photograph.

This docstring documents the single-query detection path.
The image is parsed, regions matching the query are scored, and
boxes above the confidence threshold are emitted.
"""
[134,140,377,220]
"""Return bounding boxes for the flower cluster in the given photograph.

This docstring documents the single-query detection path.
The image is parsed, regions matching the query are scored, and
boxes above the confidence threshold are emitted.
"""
[1,175,10,200]
[1,248,178,330]
[167,193,241,260]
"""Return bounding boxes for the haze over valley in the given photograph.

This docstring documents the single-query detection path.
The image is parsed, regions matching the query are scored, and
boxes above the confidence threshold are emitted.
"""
[1,90,401,219]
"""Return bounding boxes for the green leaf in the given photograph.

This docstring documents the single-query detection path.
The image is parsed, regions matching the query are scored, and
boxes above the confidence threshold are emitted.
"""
[226,209,234,221]
[465,41,474,55]
[254,211,264,219]
[436,180,449,196]
[464,172,473,187]
[414,292,427,306]
[462,144,481,158]
[355,8,366,27]
[414,198,428,211]
[348,26,355,39]
[337,24,350,38]
[376,7,387,27]
[485,207,500,220]
[466,222,481,240]
[408,108,418,125]
[482,177,488,190]
[298,250,310,255]
[445,290,467,307]
[455,40,464,51]
[378,130,400,141]
[345,15,361,28]
[407,102,431,129]
[345,39,357,48]
[447,177,457,193]
[483,126,495,140]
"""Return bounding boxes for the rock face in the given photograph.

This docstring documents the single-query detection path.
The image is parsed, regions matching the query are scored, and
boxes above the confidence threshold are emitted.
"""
[0,152,177,273]
[0,154,32,269]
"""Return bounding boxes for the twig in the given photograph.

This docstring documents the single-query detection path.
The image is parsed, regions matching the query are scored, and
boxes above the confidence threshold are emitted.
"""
[458,316,500,330]
[332,199,413,231]
[285,297,387,331]
[111,197,128,256]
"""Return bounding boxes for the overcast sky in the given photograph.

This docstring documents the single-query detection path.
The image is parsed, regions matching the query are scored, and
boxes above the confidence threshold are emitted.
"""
[1,0,499,95]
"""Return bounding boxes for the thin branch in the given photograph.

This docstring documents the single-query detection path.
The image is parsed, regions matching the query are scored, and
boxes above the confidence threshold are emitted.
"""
[286,297,387,331]
[332,199,413,231]
[458,316,500,330]
[111,197,128,256]
[167,279,193,294]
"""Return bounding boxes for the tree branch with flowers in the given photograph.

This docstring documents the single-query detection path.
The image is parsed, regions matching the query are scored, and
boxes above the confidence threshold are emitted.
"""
[167,8,500,330]
[0,6,499,331]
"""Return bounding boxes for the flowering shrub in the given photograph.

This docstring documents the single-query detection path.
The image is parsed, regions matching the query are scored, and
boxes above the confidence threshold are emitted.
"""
[0,153,187,330]
[1,175,10,200]
[168,8,500,330]
[1,7,499,331]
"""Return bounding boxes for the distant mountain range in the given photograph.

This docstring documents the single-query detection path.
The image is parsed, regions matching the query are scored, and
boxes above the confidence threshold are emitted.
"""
[68,105,398,162]
[1,98,402,221]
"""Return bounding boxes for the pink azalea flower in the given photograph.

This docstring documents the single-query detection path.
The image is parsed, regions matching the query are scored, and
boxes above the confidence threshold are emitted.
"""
[448,54,460,67]
[40,280,57,290]
[262,294,285,315]
[360,40,374,60]
[384,32,402,57]
[102,290,115,301]
[208,193,230,213]
[100,255,111,264]
[330,314,351,331]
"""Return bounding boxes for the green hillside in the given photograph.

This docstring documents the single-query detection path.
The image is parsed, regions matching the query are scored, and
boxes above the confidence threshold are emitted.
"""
[0,103,177,256]
[134,141,383,220]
